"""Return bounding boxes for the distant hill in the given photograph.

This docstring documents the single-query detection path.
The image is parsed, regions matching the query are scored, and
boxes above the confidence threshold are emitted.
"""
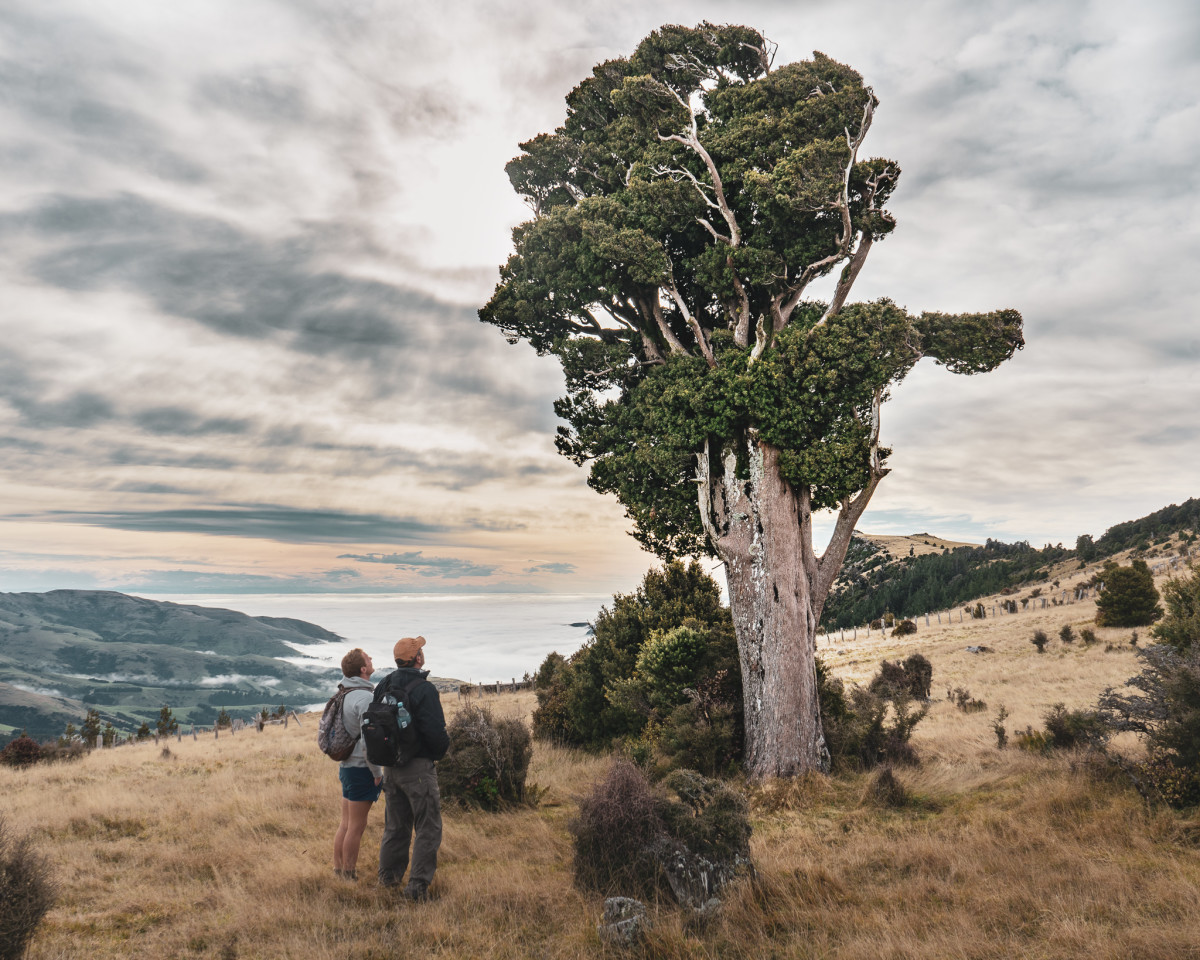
[822,497,1199,629]
[0,590,342,743]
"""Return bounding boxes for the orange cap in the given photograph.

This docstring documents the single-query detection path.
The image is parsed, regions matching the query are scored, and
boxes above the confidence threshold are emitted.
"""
[393,635,426,662]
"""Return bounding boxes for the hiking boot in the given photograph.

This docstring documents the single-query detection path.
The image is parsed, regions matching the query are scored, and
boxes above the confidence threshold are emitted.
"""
[403,880,430,902]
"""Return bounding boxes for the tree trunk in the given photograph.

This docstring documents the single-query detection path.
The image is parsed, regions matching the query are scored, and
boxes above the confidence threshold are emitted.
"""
[699,434,827,779]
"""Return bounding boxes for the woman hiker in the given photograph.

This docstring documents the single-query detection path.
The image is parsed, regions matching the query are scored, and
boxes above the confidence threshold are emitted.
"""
[332,647,382,880]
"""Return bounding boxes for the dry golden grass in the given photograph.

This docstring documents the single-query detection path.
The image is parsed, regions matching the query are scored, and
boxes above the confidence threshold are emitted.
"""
[6,576,1200,959]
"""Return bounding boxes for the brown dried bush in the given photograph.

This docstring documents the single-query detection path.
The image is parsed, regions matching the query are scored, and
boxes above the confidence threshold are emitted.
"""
[0,815,57,960]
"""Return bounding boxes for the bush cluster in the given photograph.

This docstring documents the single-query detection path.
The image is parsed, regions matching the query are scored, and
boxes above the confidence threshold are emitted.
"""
[948,687,987,713]
[0,815,56,960]
[532,561,741,776]
[0,736,42,768]
[569,760,751,901]
[437,705,532,809]
[822,657,930,770]
[1015,703,1108,754]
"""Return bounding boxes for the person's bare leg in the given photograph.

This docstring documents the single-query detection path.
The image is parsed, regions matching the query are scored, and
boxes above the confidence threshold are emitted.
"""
[333,796,351,871]
[341,799,373,873]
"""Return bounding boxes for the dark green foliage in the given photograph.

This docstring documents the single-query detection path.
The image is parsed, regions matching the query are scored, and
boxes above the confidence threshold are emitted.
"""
[868,653,931,700]
[1152,563,1200,651]
[101,723,116,747]
[534,651,567,689]
[824,659,928,770]
[656,697,739,778]
[80,709,100,748]
[1041,703,1109,750]
[892,618,917,637]
[1099,643,1200,771]
[569,760,751,899]
[1059,625,1075,644]
[0,815,56,960]
[0,736,41,767]
[1094,498,1200,556]
[1096,560,1162,627]
[658,768,752,866]
[216,709,232,729]
[1081,628,1098,646]
[155,705,178,738]
[135,721,151,741]
[824,539,1069,629]
[482,23,1022,561]
[531,561,737,752]
[438,705,533,810]
[1031,630,1049,653]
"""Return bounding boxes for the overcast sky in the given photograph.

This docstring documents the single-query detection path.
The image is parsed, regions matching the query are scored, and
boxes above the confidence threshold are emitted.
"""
[1,0,1197,596]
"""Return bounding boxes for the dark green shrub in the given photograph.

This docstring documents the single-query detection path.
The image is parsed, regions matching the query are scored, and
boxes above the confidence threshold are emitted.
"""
[656,698,739,779]
[531,561,735,750]
[1059,625,1075,644]
[438,705,533,809]
[1042,703,1108,750]
[1031,630,1048,653]
[534,651,567,689]
[0,815,56,960]
[1099,643,1200,771]
[155,705,178,738]
[868,653,932,701]
[1096,560,1163,627]
[80,709,101,749]
[0,736,41,768]
[825,659,928,771]
[1080,628,1098,646]
[892,619,917,637]
[658,768,752,866]
[1152,562,1200,651]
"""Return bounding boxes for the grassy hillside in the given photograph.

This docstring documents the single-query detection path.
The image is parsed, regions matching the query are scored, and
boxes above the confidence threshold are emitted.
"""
[6,566,1200,959]
[0,590,342,742]
[824,497,1199,628]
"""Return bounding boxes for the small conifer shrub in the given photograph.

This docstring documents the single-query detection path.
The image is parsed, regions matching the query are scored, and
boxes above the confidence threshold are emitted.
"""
[1059,624,1075,644]
[1031,630,1049,653]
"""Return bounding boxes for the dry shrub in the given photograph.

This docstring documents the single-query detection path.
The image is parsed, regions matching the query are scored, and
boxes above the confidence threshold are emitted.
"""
[0,815,57,960]
[892,618,918,637]
[0,736,41,767]
[569,761,752,902]
[569,759,666,898]
[862,764,909,808]
[438,704,532,809]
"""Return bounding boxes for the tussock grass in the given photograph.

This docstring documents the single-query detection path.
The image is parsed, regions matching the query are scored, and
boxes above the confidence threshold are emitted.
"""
[5,594,1200,958]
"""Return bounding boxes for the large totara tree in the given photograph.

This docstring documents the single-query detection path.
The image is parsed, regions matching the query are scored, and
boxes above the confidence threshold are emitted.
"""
[481,23,1024,778]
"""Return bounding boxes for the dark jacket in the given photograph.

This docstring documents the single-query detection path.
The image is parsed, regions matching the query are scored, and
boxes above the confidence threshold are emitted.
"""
[373,666,449,762]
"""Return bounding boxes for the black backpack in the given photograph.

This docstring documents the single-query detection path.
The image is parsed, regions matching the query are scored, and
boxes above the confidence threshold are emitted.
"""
[361,676,422,767]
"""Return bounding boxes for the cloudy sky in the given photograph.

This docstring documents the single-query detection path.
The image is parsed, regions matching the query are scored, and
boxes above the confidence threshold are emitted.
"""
[0,0,1196,596]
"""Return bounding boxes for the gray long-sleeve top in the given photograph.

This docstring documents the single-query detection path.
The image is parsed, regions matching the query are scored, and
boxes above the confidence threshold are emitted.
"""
[337,675,382,778]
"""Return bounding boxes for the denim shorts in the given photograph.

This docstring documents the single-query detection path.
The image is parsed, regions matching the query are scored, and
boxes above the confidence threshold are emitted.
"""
[339,765,382,803]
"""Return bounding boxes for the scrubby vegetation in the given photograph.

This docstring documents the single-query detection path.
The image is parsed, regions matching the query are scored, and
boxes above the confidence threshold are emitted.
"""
[532,561,741,777]
[0,815,56,960]
[569,760,751,903]
[438,705,533,809]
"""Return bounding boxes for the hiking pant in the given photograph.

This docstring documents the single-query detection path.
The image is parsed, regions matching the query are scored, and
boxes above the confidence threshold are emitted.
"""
[378,758,442,887]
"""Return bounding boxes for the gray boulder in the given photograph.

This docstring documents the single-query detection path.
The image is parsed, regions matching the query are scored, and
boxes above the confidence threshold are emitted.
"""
[598,897,649,945]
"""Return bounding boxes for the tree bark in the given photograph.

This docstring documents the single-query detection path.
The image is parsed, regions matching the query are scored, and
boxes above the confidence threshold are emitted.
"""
[698,434,828,779]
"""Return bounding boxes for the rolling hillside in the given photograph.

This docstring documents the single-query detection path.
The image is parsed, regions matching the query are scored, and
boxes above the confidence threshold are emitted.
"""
[0,590,342,742]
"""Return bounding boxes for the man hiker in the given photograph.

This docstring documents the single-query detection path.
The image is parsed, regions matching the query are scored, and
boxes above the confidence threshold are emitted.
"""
[375,635,449,900]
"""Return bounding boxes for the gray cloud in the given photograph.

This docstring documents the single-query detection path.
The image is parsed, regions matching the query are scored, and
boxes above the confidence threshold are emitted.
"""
[43,506,451,545]
[337,551,498,578]
[524,562,576,575]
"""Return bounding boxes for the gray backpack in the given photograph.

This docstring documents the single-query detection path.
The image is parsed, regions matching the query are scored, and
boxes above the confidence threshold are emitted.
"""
[317,686,359,761]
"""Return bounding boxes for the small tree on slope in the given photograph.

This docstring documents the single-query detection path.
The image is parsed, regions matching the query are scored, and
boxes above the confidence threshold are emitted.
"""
[481,23,1023,778]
